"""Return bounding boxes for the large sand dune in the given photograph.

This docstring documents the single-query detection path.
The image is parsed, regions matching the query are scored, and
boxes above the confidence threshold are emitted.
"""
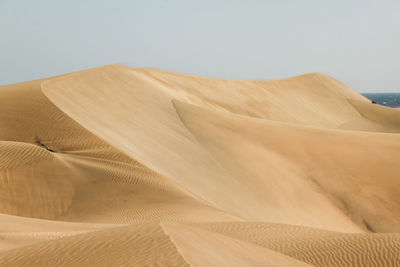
[0,65,399,266]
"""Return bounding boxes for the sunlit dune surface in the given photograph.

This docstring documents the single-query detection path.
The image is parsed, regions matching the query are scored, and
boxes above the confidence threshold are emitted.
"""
[1,64,399,266]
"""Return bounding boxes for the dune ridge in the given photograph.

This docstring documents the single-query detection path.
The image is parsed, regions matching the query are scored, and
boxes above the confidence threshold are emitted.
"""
[0,64,399,266]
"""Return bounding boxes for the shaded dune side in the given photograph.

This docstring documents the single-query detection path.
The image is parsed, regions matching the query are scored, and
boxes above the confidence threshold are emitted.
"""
[0,141,74,219]
[173,100,400,233]
[0,80,128,160]
[0,75,237,224]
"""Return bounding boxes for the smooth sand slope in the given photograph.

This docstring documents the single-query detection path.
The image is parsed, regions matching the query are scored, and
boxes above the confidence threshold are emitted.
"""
[0,64,399,266]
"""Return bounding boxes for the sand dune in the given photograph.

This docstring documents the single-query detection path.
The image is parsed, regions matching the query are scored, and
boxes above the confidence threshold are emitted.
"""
[0,64,399,266]
[173,100,400,233]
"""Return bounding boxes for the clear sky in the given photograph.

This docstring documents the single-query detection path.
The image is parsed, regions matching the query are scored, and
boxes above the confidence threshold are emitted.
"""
[1,0,399,92]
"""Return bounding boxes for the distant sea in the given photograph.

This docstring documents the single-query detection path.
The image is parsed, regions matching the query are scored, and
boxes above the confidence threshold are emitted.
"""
[362,93,400,108]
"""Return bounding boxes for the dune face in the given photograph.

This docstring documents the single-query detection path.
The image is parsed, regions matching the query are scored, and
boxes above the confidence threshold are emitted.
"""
[0,65,399,266]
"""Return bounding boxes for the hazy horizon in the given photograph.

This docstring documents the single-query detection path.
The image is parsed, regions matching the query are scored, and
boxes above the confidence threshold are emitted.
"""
[1,0,399,92]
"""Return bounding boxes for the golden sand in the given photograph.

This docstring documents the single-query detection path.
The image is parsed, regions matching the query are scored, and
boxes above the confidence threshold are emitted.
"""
[0,65,399,266]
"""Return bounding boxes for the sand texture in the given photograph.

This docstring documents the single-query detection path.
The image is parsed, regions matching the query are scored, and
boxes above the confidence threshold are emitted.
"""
[0,65,399,266]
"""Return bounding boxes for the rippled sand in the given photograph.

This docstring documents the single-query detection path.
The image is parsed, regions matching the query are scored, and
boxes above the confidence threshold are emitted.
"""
[1,65,399,266]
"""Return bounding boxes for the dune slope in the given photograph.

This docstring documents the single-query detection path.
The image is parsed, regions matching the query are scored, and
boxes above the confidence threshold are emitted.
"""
[0,64,399,266]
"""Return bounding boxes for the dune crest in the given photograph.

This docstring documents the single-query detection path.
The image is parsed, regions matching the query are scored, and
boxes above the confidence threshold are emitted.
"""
[0,64,399,266]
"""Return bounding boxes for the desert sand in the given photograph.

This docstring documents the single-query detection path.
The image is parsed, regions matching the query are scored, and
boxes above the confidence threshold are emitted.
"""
[0,64,400,266]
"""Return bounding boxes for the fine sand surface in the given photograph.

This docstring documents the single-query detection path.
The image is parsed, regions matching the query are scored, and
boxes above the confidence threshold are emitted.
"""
[0,64,399,266]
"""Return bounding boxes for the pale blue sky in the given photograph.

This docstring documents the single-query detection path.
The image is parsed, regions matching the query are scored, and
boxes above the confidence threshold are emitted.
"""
[0,0,399,92]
